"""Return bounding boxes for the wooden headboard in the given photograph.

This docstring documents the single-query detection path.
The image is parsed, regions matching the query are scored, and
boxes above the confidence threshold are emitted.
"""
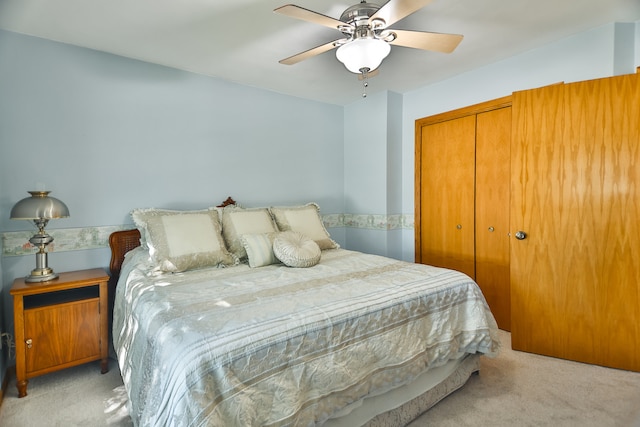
[108,196,237,286]
[108,228,142,283]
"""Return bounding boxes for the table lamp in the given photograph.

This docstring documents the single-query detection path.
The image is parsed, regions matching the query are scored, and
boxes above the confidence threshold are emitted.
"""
[10,191,70,282]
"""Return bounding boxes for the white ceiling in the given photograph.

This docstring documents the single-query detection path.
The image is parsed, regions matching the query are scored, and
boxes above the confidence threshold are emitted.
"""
[1,0,639,105]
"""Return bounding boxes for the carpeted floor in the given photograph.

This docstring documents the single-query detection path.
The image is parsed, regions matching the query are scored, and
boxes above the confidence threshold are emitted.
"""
[409,331,640,427]
[1,330,639,426]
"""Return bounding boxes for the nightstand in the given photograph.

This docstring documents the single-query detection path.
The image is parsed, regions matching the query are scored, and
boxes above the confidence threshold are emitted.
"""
[10,268,110,397]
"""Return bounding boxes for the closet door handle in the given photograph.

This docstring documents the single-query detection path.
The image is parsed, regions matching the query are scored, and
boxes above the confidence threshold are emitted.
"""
[515,231,527,240]
[488,226,495,232]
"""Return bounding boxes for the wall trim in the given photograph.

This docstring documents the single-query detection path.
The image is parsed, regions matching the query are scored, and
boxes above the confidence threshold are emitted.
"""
[2,225,128,257]
[2,214,414,257]
[339,213,414,230]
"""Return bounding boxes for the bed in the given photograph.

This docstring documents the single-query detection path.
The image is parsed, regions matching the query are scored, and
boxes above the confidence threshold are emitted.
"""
[109,198,499,426]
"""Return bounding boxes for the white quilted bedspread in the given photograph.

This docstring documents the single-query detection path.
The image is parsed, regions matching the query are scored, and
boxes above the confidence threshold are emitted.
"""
[113,248,499,427]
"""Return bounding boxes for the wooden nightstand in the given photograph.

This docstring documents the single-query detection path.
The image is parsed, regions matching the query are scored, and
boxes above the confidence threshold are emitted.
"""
[10,268,110,397]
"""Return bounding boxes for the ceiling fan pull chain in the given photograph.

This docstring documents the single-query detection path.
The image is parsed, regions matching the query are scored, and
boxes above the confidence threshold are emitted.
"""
[361,67,369,98]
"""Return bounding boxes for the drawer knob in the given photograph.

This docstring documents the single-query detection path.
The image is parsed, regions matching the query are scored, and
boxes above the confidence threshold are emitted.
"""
[26,339,32,349]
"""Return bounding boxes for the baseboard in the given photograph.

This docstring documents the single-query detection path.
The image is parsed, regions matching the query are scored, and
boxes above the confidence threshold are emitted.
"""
[0,366,15,410]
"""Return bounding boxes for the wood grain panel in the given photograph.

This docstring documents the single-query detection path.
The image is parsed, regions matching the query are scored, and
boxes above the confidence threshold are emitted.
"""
[414,96,512,127]
[566,74,640,371]
[418,115,476,278]
[25,299,101,375]
[511,73,640,371]
[475,107,511,330]
[511,83,569,356]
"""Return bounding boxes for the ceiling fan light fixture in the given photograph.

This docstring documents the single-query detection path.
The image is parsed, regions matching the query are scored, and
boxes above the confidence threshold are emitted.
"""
[336,38,391,73]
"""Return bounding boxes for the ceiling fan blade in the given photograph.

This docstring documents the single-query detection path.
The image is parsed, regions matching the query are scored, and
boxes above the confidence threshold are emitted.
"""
[389,29,463,53]
[369,0,434,28]
[274,4,346,30]
[279,39,342,65]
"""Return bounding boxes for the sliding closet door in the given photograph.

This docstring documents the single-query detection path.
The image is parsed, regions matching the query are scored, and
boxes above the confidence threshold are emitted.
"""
[417,115,476,278]
[475,107,511,330]
[511,73,640,371]
[416,97,512,330]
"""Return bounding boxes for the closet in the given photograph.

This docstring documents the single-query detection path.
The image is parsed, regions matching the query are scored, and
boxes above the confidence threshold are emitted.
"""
[510,72,640,371]
[415,97,512,330]
[415,71,640,372]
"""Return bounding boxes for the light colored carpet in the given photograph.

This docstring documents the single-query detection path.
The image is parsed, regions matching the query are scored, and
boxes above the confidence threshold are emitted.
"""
[409,331,640,427]
[1,330,639,426]
[0,357,131,427]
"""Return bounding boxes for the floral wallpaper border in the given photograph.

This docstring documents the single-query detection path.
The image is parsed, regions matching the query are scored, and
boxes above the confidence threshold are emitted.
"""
[2,214,414,257]
[323,213,414,230]
[2,225,129,257]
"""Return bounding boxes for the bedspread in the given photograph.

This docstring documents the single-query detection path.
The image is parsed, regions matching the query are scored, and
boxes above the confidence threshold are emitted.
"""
[113,248,499,427]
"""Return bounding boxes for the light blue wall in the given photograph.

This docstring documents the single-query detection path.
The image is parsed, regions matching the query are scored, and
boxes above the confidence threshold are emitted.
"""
[637,21,640,62]
[343,91,405,258]
[0,30,344,381]
[385,92,404,261]
[344,91,389,214]
[343,91,388,257]
[614,22,636,74]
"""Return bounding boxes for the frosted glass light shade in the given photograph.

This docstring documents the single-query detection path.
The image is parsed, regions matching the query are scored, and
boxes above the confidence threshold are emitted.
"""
[336,38,391,73]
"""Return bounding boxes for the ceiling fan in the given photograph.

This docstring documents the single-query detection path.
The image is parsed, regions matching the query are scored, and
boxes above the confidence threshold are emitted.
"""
[274,0,463,79]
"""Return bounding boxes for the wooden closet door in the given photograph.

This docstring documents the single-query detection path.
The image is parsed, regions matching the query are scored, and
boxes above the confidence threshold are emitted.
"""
[510,74,640,371]
[475,107,511,330]
[417,115,476,278]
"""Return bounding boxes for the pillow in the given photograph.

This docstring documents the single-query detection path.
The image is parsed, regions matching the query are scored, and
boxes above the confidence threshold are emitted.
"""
[269,203,339,250]
[241,233,279,268]
[222,207,278,260]
[132,207,222,249]
[132,208,198,250]
[273,231,321,268]
[130,208,236,272]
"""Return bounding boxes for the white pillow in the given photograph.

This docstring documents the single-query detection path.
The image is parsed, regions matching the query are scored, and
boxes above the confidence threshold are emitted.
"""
[269,203,339,250]
[222,207,278,260]
[241,233,279,268]
[273,231,321,268]
[131,208,236,272]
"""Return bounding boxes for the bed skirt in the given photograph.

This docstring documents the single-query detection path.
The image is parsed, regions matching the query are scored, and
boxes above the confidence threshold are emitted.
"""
[326,353,481,427]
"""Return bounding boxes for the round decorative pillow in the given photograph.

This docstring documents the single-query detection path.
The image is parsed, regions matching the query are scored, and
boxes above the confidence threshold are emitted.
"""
[273,231,321,268]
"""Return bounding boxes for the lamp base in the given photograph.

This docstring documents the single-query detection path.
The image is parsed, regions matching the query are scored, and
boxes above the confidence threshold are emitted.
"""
[25,268,59,283]
[26,247,60,282]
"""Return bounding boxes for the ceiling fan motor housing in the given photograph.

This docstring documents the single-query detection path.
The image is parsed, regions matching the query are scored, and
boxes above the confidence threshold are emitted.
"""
[340,2,381,25]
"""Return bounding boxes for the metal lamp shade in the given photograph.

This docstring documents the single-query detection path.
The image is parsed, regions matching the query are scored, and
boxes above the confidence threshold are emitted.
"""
[10,191,70,220]
[10,191,70,282]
